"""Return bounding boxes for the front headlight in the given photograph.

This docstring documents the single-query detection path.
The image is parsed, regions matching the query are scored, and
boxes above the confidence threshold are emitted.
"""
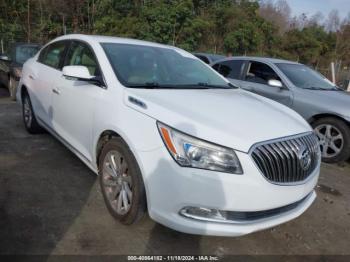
[157,122,243,174]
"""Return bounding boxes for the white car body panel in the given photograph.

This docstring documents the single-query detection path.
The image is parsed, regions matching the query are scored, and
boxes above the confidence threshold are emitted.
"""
[124,88,310,153]
[17,34,320,236]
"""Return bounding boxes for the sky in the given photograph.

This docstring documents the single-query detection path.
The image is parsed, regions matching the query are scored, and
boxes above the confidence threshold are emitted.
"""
[285,0,350,19]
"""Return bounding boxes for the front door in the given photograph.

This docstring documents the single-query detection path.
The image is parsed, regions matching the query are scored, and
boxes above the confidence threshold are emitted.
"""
[241,61,293,107]
[51,41,104,162]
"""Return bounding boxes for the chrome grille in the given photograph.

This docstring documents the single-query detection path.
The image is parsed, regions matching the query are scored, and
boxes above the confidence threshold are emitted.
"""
[251,133,320,183]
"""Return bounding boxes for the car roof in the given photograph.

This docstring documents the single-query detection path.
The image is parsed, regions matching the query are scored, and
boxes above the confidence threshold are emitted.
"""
[53,34,180,50]
[213,56,300,65]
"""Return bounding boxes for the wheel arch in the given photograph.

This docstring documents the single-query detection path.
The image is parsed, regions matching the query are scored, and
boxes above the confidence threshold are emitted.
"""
[20,84,29,100]
[94,129,150,209]
[95,130,121,170]
[308,113,350,127]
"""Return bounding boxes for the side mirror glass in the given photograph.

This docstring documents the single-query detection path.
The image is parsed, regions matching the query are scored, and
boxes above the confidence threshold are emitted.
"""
[63,65,93,80]
[0,55,10,61]
[268,79,283,88]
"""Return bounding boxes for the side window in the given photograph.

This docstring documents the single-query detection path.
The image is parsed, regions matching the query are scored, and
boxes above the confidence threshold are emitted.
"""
[196,55,210,64]
[245,61,281,85]
[8,46,16,61]
[38,41,67,69]
[64,41,100,76]
[216,60,244,79]
[212,63,220,71]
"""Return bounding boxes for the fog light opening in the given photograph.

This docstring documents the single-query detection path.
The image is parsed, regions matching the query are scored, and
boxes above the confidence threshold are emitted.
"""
[180,207,228,222]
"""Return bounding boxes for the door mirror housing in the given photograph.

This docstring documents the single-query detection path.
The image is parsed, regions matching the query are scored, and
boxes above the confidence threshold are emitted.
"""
[62,65,104,87]
[63,65,93,80]
[268,79,283,88]
[0,55,10,61]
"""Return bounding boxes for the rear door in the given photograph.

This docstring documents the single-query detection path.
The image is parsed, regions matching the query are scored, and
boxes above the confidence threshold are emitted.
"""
[30,41,69,126]
[212,60,245,87]
[51,40,105,161]
[240,61,293,107]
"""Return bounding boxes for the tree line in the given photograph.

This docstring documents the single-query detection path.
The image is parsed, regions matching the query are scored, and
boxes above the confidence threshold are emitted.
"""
[1,0,350,71]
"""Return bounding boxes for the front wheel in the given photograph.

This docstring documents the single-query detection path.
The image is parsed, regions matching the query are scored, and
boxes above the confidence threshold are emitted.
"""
[312,117,350,163]
[99,137,147,225]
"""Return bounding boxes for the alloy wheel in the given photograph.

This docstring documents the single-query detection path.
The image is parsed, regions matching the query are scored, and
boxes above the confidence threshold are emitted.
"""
[101,150,133,215]
[23,97,33,127]
[314,124,344,158]
[9,77,14,97]
[8,77,16,99]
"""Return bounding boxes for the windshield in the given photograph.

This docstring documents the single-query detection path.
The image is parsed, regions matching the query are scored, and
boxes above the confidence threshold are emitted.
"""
[276,63,338,90]
[101,43,231,89]
[14,45,40,64]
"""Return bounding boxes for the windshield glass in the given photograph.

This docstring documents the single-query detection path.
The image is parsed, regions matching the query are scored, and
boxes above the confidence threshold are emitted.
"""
[101,43,230,89]
[15,45,40,64]
[276,63,338,90]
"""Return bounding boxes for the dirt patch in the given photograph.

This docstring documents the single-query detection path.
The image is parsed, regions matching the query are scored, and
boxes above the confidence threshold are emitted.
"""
[317,184,342,197]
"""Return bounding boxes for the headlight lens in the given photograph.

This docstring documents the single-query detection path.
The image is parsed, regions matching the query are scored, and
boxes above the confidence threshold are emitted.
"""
[157,122,243,174]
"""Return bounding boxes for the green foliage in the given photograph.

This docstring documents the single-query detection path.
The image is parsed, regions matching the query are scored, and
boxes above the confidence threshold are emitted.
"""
[0,0,347,69]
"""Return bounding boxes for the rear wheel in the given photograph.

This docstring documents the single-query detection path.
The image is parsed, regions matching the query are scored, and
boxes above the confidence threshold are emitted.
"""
[312,117,350,163]
[99,137,146,225]
[8,76,17,101]
[22,91,44,134]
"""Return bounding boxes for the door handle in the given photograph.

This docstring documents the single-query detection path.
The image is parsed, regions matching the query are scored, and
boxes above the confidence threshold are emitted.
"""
[52,88,61,95]
[29,74,35,80]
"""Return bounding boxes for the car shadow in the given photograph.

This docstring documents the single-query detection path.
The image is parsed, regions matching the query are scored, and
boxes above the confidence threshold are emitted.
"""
[0,85,9,99]
[0,99,97,255]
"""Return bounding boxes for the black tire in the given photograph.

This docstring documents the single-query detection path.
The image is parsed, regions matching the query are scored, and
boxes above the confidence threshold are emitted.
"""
[22,91,44,134]
[8,76,17,101]
[312,117,350,163]
[99,137,146,225]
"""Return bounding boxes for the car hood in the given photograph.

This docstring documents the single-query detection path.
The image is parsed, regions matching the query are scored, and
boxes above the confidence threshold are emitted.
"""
[124,88,311,152]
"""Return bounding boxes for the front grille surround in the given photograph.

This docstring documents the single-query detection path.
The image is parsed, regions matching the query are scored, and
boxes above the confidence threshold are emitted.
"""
[250,132,320,185]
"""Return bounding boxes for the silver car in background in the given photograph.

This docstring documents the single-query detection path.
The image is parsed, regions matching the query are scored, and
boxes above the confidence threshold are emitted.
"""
[212,57,350,163]
[193,52,225,64]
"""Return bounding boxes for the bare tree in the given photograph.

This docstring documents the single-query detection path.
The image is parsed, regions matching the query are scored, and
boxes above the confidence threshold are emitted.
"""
[326,9,341,32]
[259,0,291,33]
[308,12,324,27]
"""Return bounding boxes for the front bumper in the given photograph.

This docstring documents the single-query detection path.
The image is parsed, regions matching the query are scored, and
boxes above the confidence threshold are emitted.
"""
[137,146,319,237]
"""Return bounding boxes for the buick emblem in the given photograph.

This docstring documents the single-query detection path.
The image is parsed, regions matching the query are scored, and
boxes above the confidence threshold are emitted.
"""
[298,145,312,171]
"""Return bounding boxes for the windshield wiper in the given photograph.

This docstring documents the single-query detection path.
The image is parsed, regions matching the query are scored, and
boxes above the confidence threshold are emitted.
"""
[126,82,235,89]
[176,82,237,89]
[196,82,237,89]
[126,82,176,89]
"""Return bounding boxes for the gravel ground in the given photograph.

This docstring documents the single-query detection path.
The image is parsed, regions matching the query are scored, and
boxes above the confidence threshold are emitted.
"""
[0,87,349,257]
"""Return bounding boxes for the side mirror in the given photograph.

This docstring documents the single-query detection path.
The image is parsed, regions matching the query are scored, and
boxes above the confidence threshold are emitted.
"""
[268,79,283,88]
[63,65,93,80]
[62,65,104,87]
[0,55,10,61]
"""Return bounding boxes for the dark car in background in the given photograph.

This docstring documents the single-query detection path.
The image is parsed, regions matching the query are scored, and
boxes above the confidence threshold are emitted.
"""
[212,57,350,163]
[0,43,41,100]
[193,52,226,64]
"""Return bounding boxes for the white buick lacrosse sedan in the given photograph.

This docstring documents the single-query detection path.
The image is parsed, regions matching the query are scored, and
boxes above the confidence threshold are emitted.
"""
[17,34,320,236]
